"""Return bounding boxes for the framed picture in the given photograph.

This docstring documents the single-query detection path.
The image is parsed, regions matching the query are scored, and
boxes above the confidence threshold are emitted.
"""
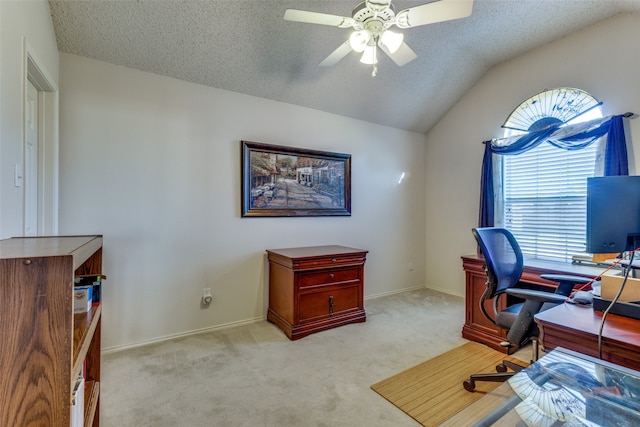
[241,141,351,217]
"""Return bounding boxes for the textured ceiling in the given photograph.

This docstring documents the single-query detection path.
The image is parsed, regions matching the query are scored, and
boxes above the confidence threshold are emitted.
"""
[48,0,640,133]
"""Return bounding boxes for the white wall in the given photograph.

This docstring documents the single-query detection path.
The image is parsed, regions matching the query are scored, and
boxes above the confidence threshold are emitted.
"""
[0,0,59,238]
[424,13,640,297]
[58,54,427,350]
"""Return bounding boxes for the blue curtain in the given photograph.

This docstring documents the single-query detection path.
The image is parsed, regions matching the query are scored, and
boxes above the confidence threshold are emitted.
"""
[604,115,629,176]
[478,143,494,228]
[479,114,629,227]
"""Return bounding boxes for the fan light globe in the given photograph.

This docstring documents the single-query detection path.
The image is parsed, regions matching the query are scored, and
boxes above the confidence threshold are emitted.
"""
[360,45,378,64]
[379,30,403,53]
[349,31,370,52]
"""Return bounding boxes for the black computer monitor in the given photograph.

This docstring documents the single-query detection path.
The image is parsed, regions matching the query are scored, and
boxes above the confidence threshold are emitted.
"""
[586,175,640,254]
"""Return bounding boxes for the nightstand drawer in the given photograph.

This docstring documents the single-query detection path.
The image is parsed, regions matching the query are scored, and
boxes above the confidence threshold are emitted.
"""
[293,254,367,270]
[298,267,361,289]
[298,285,359,322]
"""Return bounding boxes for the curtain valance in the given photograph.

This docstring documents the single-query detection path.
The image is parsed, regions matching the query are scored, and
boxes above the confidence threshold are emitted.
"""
[479,114,629,227]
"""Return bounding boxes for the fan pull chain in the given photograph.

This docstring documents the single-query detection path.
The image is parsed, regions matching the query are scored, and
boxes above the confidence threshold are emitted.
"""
[371,64,378,77]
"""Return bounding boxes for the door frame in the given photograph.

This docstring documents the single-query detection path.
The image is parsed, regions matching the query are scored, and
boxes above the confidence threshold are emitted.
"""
[23,38,58,235]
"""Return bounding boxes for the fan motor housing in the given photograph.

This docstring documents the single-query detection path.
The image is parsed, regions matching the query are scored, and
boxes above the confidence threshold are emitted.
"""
[352,1,396,23]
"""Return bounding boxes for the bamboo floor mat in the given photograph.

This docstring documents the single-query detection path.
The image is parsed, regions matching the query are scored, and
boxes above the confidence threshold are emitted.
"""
[371,341,527,426]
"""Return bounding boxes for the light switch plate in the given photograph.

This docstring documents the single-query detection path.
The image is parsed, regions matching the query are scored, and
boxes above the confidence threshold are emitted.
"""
[14,164,23,187]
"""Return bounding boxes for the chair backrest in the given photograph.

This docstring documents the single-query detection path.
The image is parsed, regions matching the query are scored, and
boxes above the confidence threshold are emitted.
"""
[472,227,524,298]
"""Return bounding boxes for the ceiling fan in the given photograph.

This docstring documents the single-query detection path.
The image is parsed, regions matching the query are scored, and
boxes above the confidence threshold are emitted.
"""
[284,0,474,76]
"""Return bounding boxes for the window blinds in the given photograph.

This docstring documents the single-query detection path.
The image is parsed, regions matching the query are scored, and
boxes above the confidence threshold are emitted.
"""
[502,140,599,262]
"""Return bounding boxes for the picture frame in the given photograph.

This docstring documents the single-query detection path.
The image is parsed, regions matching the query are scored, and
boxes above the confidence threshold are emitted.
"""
[241,141,351,217]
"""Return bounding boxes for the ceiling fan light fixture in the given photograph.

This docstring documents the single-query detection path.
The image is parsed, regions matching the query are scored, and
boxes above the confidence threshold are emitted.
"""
[379,30,403,53]
[349,30,370,52]
[360,44,378,64]
[284,0,475,71]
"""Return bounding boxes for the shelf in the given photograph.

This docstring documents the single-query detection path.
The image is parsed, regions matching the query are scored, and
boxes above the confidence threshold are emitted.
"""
[84,380,100,427]
[0,235,102,271]
[73,304,102,379]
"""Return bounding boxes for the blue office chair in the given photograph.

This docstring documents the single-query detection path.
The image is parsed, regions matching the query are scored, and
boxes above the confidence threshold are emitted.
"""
[463,227,593,392]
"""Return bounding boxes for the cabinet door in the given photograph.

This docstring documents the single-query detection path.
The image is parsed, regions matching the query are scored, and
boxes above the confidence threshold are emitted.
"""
[298,285,359,323]
[466,271,507,339]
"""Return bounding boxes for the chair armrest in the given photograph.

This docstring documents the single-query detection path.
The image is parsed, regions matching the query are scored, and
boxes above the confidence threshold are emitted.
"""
[540,274,592,285]
[540,274,593,295]
[505,288,568,304]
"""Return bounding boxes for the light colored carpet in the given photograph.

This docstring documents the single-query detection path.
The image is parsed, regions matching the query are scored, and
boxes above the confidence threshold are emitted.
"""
[371,341,527,426]
[100,288,528,426]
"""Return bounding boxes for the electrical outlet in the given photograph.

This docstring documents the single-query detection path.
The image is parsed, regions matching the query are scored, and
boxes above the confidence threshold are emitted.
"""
[202,288,212,305]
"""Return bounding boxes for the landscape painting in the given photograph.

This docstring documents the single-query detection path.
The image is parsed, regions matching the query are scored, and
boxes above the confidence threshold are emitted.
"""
[241,141,351,217]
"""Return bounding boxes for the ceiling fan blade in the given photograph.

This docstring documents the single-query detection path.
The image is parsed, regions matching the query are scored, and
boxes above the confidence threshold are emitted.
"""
[319,41,353,67]
[284,9,353,28]
[395,0,474,29]
[380,42,417,66]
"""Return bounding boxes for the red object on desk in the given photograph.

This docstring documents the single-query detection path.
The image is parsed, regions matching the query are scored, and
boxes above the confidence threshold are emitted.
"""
[535,302,640,371]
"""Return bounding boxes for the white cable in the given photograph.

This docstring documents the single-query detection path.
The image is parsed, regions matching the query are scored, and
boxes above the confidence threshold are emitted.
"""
[597,249,636,359]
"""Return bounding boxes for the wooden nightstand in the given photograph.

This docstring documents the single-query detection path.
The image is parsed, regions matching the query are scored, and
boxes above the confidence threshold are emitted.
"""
[266,245,367,340]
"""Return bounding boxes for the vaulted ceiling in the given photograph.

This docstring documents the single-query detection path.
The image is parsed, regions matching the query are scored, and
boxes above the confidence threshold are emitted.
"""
[48,1,640,133]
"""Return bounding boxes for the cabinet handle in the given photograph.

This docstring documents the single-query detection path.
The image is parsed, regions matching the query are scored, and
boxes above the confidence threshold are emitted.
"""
[329,295,335,316]
[329,273,334,279]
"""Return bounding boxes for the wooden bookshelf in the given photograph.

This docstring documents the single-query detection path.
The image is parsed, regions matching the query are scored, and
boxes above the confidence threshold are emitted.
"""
[0,235,103,426]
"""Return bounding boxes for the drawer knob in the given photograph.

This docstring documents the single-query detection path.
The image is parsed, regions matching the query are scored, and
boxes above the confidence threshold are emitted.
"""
[329,273,334,279]
[331,258,336,263]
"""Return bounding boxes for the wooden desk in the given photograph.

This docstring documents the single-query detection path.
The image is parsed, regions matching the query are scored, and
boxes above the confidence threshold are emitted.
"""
[461,255,601,354]
[535,303,640,371]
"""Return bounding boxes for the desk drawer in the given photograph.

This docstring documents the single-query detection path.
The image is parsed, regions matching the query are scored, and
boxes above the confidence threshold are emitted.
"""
[298,285,359,322]
[298,267,361,289]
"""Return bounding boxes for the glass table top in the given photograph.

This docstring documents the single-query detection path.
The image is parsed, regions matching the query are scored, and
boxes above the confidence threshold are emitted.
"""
[442,347,640,426]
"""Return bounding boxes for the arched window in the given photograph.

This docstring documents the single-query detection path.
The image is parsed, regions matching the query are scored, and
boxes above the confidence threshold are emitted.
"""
[497,88,603,262]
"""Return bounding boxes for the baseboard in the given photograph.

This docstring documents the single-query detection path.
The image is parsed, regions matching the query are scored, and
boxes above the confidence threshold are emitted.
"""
[102,315,266,354]
[364,284,428,300]
[425,284,464,298]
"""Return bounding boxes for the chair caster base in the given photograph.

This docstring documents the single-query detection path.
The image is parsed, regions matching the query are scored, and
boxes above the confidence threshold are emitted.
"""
[463,379,476,392]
